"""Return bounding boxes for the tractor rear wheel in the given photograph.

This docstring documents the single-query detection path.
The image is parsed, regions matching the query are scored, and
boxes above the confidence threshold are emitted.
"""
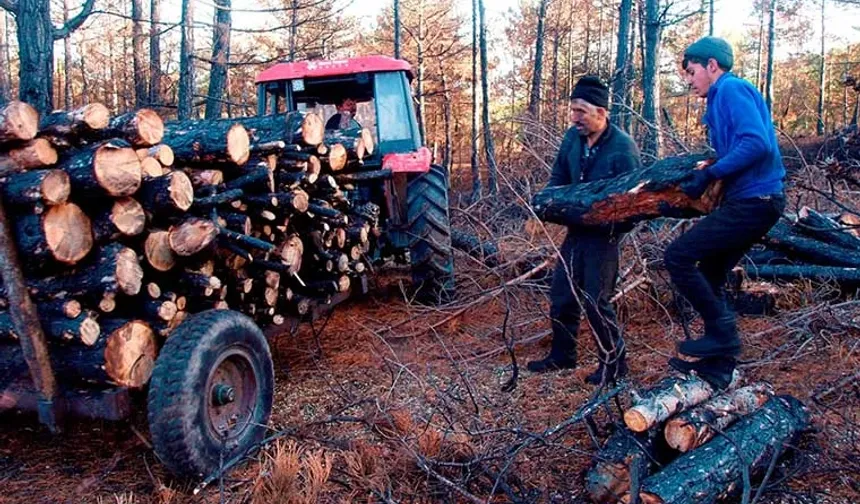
[147,310,274,479]
[406,164,455,303]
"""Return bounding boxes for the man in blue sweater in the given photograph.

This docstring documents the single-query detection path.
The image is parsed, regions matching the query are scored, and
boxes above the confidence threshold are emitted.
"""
[665,37,786,387]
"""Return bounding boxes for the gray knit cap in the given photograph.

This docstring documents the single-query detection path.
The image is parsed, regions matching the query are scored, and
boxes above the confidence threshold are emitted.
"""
[683,36,734,71]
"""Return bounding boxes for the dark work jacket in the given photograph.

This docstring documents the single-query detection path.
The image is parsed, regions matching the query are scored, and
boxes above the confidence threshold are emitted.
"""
[545,123,642,238]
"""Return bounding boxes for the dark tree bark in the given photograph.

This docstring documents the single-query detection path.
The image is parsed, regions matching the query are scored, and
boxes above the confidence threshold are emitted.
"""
[551,30,559,131]
[149,0,162,106]
[816,0,826,135]
[132,0,146,109]
[744,263,860,284]
[765,0,776,112]
[178,0,195,120]
[764,220,860,267]
[478,0,497,194]
[796,206,860,251]
[62,0,71,109]
[289,0,298,61]
[611,0,633,127]
[394,0,401,59]
[2,0,95,114]
[527,0,548,121]
[0,11,8,104]
[438,52,452,173]
[470,0,480,201]
[708,0,714,35]
[205,0,231,119]
[642,0,663,160]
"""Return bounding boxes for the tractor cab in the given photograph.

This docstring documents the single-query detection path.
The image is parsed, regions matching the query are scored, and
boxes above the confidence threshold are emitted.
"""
[255,56,431,173]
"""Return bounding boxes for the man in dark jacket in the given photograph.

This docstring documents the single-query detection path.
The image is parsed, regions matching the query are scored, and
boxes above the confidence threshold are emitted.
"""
[666,37,786,388]
[527,76,642,385]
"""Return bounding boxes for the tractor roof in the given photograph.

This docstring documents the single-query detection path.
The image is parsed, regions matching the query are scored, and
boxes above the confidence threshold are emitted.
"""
[255,56,413,84]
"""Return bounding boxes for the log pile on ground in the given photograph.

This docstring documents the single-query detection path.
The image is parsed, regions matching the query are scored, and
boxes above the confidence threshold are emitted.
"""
[742,207,860,286]
[0,100,377,390]
[585,375,809,503]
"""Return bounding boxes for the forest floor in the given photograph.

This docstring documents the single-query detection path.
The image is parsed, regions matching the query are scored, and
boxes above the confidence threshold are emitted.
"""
[1,153,860,504]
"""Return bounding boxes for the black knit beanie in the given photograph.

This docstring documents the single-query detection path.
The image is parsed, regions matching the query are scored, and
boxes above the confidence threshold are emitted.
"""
[570,75,609,109]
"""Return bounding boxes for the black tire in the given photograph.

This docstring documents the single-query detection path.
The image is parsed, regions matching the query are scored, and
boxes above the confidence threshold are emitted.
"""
[147,310,274,479]
[406,164,455,303]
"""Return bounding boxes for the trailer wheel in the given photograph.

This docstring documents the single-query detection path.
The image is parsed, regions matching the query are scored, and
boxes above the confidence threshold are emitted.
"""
[147,310,274,479]
[406,164,455,303]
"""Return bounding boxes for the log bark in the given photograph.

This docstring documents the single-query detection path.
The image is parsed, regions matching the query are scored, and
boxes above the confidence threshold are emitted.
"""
[324,126,374,161]
[91,198,146,242]
[28,243,143,300]
[223,164,274,193]
[51,319,157,388]
[186,168,224,188]
[14,202,93,266]
[102,109,164,146]
[162,119,250,165]
[135,144,174,166]
[139,171,194,213]
[451,228,499,265]
[0,308,100,345]
[743,263,860,284]
[168,218,219,256]
[234,111,324,147]
[1,169,70,207]
[335,169,392,184]
[796,206,860,251]
[626,396,809,504]
[0,101,39,146]
[586,430,662,504]
[57,139,142,197]
[624,371,739,433]
[664,383,772,452]
[0,138,58,175]
[532,154,720,227]
[764,220,860,268]
[39,103,110,146]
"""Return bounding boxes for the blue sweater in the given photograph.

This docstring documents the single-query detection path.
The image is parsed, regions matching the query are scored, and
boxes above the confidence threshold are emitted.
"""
[703,73,785,201]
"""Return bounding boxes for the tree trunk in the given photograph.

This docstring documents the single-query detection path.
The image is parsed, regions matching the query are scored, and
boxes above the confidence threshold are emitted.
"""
[178,0,195,120]
[39,102,110,147]
[664,383,772,452]
[708,0,714,35]
[103,109,165,147]
[627,396,809,504]
[0,138,58,174]
[15,0,55,114]
[132,0,146,109]
[796,206,860,251]
[816,0,826,135]
[764,220,860,268]
[289,0,298,61]
[470,0,481,201]
[478,0,498,195]
[62,0,72,109]
[765,0,776,112]
[0,11,8,104]
[532,154,720,227]
[56,139,142,197]
[586,430,661,504]
[162,119,250,165]
[551,30,560,131]
[642,0,663,160]
[393,0,401,59]
[756,4,764,91]
[623,371,736,433]
[439,53,452,173]
[14,202,93,267]
[528,0,548,121]
[0,168,70,207]
[611,0,633,127]
[149,0,162,106]
[0,101,39,145]
[205,0,231,119]
[416,0,426,144]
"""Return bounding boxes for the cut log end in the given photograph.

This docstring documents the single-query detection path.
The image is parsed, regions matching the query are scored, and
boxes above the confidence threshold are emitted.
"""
[93,142,143,197]
[82,103,111,130]
[328,144,348,171]
[44,203,94,264]
[135,109,165,146]
[141,157,164,178]
[116,246,144,296]
[111,198,146,236]
[79,317,101,346]
[145,230,176,272]
[103,320,157,388]
[664,419,697,452]
[1,101,39,142]
[168,218,219,256]
[41,170,72,206]
[168,171,194,211]
[360,128,375,155]
[227,123,251,165]
[623,408,651,433]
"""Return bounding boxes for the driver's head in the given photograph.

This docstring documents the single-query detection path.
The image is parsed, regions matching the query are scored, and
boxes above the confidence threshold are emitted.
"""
[338,97,358,115]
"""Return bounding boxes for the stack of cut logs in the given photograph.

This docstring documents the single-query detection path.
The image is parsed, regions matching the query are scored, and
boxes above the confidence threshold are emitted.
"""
[0,100,376,390]
[586,374,809,503]
[742,208,860,286]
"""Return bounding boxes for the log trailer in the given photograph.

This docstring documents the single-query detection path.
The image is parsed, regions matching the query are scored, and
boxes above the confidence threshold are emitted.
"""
[0,56,454,479]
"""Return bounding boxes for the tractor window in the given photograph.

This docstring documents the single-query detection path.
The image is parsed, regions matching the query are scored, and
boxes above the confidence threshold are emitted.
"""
[374,72,420,150]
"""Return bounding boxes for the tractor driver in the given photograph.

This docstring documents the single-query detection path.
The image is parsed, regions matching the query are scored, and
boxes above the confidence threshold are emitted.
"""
[326,97,362,130]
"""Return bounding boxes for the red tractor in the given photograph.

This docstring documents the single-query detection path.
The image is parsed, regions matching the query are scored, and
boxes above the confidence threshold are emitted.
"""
[0,56,455,482]
[255,56,455,301]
